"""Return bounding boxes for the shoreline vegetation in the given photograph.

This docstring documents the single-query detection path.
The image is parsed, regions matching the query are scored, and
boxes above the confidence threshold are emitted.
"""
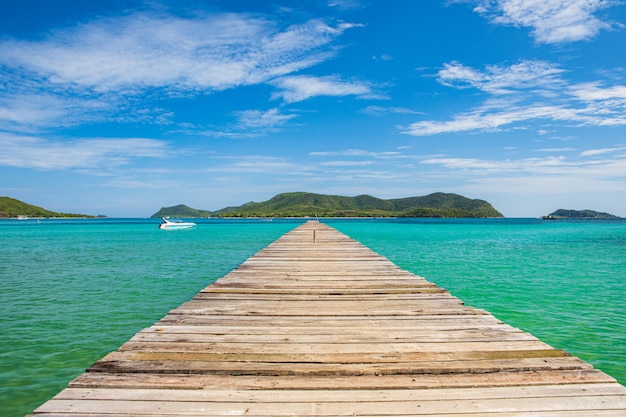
[0,196,96,219]
[3,193,622,220]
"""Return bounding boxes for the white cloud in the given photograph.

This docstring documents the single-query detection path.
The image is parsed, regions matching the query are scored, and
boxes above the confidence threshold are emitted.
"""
[404,60,626,136]
[372,54,393,61]
[0,14,354,93]
[0,94,72,131]
[438,60,566,95]
[234,108,297,129]
[0,91,119,132]
[422,155,570,173]
[319,160,375,166]
[403,104,581,135]
[0,11,360,131]
[421,152,626,196]
[209,155,309,175]
[310,149,401,158]
[328,0,364,10]
[271,75,374,102]
[361,105,423,116]
[569,82,626,101]
[537,147,578,152]
[580,146,626,156]
[472,0,621,44]
[0,133,170,170]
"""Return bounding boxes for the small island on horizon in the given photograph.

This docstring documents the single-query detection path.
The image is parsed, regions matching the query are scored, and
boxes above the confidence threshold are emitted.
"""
[542,209,622,220]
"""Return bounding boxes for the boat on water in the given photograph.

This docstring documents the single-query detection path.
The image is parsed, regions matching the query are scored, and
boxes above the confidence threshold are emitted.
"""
[158,217,196,229]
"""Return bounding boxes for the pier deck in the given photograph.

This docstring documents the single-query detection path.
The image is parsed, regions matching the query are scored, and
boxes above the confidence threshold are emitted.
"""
[31,221,626,416]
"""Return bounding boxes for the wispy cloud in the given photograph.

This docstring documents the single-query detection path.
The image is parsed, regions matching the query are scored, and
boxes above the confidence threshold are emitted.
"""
[327,0,365,11]
[470,0,621,44]
[310,149,401,158]
[234,108,298,129]
[580,146,626,156]
[421,150,626,193]
[209,155,310,175]
[437,60,566,95]
[0,11,359,131]
[0,14,352,92]
[372,54,393,61]
[404,59,626,136]
[271,75,375,102]
[319,160,375,166]
[361,105,423,116]
[403,104,578,136]
[569,82,626,101]
[0,133,170,171]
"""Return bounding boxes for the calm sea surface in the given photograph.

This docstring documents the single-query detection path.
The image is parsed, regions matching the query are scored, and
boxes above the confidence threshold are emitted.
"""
[1,218,625,416]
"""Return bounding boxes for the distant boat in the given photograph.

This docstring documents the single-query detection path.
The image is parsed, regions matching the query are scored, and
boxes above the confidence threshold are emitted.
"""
[16,215,28,220]
[157,217,196,230]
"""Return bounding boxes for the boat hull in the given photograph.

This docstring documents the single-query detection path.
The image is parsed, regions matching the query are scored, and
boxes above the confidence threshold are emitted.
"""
[158,218,196,229]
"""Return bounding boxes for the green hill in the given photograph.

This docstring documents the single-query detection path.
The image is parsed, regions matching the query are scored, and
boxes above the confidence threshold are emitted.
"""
[0,196,93,218]
[152,192,503,218]
[543,209,621,220]
[152,204,212,218]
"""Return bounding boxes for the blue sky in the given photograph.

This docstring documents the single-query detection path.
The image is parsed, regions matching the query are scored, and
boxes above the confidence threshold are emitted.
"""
[1,0,626,217]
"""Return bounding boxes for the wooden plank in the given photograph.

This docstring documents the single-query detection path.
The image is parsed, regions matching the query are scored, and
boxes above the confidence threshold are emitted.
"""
[29,410,624,417]
[123,331,540,344]
[140,324,527,335]
[47,384,626,405]
[101,349,570,363]
[87,355,590,376]
[154,314,505,325]
[114,340,558,354]
[32,395,626,416]
[29,221,626,417]
[69,370,617,390]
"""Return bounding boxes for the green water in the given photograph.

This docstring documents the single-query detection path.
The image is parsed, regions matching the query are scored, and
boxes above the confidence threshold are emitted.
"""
[1,218,625,416]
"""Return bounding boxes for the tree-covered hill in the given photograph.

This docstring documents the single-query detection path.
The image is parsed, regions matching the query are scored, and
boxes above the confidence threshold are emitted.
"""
[0,196,93,218]
[152,204,212,218]
[152,192,504,218]
[543,209,621,220]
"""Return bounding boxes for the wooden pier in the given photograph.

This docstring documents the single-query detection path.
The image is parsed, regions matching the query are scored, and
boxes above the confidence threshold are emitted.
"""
[31,221,626,416]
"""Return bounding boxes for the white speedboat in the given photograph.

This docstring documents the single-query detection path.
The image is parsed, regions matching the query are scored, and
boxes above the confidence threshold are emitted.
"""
[158,217,196,229]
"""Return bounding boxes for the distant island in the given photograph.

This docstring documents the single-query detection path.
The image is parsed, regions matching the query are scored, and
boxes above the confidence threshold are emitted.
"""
[152,192,504,218]
[542,209,622,220]
[0,196,94,218]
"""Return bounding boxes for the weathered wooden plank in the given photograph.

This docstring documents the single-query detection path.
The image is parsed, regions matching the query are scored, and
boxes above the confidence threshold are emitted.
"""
[33,394,626,415]
[29,221,626,417]
[69,369,617,390]
[193,292,453,300]
[101,349,569,363]
[114,340,558,354]
[169,304,473,314]
[140,324,526,335]
[184,300,463,309]
[124,331,539,344]
[30,411,626,417]
[155,314,505,326]
[88,355,590,376]
[48,383,626,402]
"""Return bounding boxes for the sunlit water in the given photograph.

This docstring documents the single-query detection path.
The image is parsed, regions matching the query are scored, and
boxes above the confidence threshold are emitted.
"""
[1,218,625,416]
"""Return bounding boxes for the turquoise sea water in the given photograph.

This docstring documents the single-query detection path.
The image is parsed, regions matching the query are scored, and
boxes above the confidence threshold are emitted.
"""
[1,218,625,416]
